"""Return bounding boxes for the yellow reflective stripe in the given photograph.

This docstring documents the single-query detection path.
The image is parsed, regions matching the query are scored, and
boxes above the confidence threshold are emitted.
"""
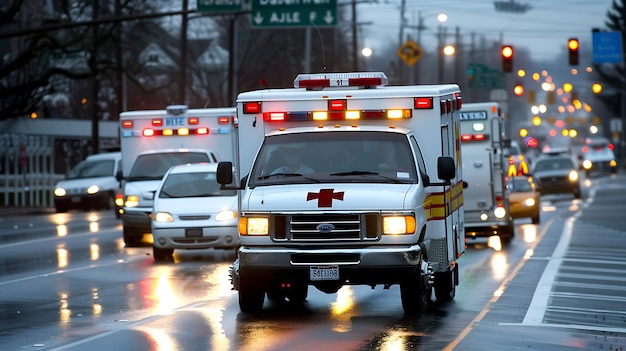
[423,181,464,221]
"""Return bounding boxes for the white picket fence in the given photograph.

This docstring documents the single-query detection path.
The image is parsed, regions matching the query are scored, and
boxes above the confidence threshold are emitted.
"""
[0,134,64,208]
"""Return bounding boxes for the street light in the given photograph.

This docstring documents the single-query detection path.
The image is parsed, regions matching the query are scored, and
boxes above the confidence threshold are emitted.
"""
[437,13,448,83]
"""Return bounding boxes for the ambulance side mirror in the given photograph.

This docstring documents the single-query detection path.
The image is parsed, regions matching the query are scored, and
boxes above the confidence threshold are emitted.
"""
[217,161,233,186]
[437,156,456,181]
[116,170,123,182]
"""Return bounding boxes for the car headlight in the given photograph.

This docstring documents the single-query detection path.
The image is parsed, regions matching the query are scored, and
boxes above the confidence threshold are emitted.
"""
[87,185,100,194]
[494,206,507,219]
[215,210,237,221]
[383,215,416,235]
[582,160,592,170]
[125,195,139,207]
[568,170,579,182]
[610,160,617,167]
[54,188,66,197]
[524,198,536,207]
[154,212,173,222]
[240,217,269,235]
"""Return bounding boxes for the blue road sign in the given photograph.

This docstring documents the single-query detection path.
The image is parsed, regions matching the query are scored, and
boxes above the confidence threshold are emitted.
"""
[592,31,623,64]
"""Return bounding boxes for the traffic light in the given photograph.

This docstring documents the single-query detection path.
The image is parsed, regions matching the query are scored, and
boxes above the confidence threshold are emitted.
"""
[513,82,524,96]
[568,38,579,65]
[501,45,513,72]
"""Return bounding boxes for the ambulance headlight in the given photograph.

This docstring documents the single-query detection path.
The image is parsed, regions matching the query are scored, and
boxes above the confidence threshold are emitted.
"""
[582,160,592,170]
[54,188,67,197]
[154,212,173,222]
[494,206,507,219]
[568,170,579,182]
[125,195,139,207]
[240,217,269,235]
[215,210,237,221]
[383,215,416,235]
[480,212,489,221]
[87,185,100,195]
[524,198,536,207]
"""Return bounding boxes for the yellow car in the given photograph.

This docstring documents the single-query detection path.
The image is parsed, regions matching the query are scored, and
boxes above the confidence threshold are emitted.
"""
[507,176,540,224]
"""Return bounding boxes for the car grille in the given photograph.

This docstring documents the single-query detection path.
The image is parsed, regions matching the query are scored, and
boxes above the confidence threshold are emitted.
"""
[271,213,380,242]
[179,215,211,220]
[538,175,569,184]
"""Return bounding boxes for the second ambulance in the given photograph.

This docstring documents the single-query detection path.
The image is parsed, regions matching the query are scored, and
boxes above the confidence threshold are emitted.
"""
[217,72,465,314]
[118,105,237,246]
[459,102,513,244]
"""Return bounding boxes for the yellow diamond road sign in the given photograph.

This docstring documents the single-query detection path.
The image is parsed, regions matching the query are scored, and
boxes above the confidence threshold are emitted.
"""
[397,39,423,66]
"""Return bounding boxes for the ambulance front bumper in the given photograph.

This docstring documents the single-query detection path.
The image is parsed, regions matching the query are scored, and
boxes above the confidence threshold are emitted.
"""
[237,245,431,284]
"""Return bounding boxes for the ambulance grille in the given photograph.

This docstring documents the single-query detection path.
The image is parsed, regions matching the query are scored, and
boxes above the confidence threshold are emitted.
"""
[272,213,379,241]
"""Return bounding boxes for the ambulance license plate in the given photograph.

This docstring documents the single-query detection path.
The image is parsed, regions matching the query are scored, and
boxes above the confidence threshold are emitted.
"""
[185,228,202,237]
[310,266,339,281]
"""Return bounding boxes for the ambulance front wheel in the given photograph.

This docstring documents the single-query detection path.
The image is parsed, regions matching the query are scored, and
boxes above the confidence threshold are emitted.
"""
[434,267,457,302]
[238,270,265,313]
[400,264,431,315]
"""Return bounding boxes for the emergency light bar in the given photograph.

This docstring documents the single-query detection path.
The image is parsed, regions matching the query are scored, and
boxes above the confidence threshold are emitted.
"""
[262,109,412,122]
[142,128,209,137]
[294,72,388,89]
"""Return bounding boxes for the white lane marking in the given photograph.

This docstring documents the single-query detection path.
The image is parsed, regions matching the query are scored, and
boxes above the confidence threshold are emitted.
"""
[522,216,574,324]
[499,322,626,334]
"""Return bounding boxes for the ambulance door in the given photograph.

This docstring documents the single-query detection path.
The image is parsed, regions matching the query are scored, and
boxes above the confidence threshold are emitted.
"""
[461,127,494,213]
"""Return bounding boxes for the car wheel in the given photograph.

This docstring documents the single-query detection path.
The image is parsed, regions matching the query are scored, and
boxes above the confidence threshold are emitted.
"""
[532,214,540,224]
[153,246,173,261]
[573,188,581,199]
[123,227,143,247]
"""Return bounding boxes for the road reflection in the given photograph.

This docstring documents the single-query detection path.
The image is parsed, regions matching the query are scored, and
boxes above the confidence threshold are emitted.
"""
[330,286,357,332]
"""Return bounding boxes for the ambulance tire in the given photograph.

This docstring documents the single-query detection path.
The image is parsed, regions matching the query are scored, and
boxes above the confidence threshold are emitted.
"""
[400,265,431,315]
[434,269,456,302]
[238,270,265,313]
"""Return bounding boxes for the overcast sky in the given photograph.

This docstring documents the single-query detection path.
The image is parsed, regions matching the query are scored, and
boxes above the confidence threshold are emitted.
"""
[357,0,616,62]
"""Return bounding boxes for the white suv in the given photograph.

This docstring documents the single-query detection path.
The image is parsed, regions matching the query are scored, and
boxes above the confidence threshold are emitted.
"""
[580,137,618,175]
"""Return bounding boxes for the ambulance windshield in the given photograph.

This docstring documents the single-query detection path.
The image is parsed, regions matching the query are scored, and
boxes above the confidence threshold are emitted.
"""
[249,131,417,187]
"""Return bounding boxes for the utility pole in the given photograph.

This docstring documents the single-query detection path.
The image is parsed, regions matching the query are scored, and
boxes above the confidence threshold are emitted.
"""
[179,0,188,105]
[352,0,358,71]
[91,0,100,154]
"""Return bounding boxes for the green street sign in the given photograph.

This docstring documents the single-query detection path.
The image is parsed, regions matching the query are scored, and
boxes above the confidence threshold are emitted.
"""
[467,63,504,89]
[197,0,243,13]
[250,0,338,27]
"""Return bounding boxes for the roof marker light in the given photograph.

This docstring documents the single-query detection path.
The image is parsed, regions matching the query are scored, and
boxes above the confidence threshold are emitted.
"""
[122,120,133,128]
[414,97,433,109]
[188,117,199,124]
[244,102,261,114]
[152,119,163,126]
[218,117,230,124]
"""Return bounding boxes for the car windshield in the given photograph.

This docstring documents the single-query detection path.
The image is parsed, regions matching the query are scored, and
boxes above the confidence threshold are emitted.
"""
[67,159,115,179]
[249,131,418,187]
[510,178,533,192]
[533,158,575,172]
[159,171,236,198]
[129,152,211,180]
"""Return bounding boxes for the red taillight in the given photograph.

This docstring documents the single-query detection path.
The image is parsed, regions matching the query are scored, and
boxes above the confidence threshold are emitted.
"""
[263,112,286,121]
[461,134,473,142]
[243,102,261,114]
[474,134,485,141]
[608,143,615,150]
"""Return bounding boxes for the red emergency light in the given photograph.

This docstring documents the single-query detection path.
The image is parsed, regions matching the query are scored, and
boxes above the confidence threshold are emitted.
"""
[328,99,346,111]
[218,116,230,124]
[293,72,388,89]
[461,133,487,142]
[151,118,163,126]
[188,117,199,124]
[142,128,209,136]
[121,120,133,129]
[414,97,433,109]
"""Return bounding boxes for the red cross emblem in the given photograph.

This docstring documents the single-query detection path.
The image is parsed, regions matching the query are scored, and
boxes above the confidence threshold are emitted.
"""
[306,189,344,207]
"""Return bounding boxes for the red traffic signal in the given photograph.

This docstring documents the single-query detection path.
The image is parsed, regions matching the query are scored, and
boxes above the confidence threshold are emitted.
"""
[568,38,579,65]
[501,45,513,73]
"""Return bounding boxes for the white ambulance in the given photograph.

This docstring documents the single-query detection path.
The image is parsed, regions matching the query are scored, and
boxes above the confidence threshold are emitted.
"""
[217,72,465,314]
[459,102,513,244]
[118,105,237,247]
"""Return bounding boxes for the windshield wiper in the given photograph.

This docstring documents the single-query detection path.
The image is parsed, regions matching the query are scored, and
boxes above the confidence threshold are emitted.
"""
[329,170,405,184]
[256,173,321,183]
